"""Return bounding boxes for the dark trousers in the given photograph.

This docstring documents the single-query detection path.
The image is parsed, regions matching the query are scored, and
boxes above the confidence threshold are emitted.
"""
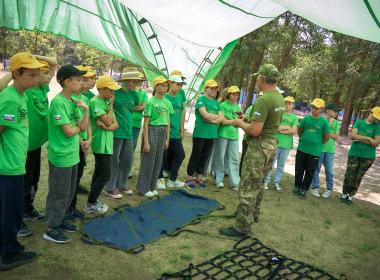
[342,156,375,196]
[160,139,185,181]
[239,139,248,177]
[24,147,41,215]
[88,154,111,204]
[0,175,24,258]
[70,149,86,209]
[295,150,320,191]
[187,137,214,176]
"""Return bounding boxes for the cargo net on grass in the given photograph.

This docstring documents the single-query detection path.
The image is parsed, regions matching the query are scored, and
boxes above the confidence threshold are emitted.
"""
[160,237,345,280]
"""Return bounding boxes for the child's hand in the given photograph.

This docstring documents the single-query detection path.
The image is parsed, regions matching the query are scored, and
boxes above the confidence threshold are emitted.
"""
[165,139,169,150]
[143,142,150,153]
[233,118,244,128]
[74,100,89,111]
[109,95,115,105]
[96,120,106,129]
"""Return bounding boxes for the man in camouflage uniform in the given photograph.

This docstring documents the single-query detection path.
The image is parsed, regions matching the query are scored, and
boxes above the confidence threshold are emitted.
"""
[219,64,285,237]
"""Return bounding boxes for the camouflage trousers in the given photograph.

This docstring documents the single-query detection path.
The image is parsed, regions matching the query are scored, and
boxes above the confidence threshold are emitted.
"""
[234,137,277,233]
[342,156,374,196]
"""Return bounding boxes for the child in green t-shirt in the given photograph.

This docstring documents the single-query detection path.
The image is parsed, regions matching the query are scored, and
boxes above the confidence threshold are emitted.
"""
[0,52,44,269]
[85,76,120,214]
[43,65,88,244]
[264,96,298,192]
[136,76,174,197]
[310,103,340,199]
[295,98,330,198]
[77,65,97,100]
[341,107,380,204]
[186,79,224,190]
[214,86,242,190]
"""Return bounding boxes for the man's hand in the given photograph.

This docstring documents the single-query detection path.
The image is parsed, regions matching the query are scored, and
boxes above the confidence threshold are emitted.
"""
[232,118,245,128]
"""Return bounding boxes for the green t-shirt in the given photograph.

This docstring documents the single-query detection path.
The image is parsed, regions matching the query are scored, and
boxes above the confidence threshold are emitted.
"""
[349,119,380,159]
[144,96,174,126]
[248,90,285,140]
[90,96,114,154]
[113,89,140,139]
[276,112,299,149]
[25,84,49,151]
[82,90,95,100]
[321,118,340,153]
[297,115,330,157]
[0,86,29,175]
[193,95,221,139]
[72,94,90,140]
[178,89,187,104]
[48,93,80,167]
[164,93,184,139]
[218,101,240,140]
[131,89,148,128]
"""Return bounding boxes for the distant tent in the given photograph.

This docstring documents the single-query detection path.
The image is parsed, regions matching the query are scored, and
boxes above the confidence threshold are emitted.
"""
[1,0,379,100]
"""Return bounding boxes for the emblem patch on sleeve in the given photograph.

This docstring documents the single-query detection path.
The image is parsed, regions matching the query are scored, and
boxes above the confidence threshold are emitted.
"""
[53,114,62,120]
[3,114,15,121]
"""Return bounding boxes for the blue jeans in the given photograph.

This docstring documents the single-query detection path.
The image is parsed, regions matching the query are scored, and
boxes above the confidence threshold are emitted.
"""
[312,152,335,190]
[264,148,290,184]
[214,138,240,187]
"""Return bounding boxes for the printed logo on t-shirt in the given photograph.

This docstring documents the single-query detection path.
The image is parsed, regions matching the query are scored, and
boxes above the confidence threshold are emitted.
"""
[3,114,15,121]
[53,114,62,120]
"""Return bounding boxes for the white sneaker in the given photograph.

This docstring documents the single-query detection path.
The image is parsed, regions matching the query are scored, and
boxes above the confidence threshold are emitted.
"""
[84,201,108,214]
[264,183,269,190]
[144,191,155,198]
[322,190,332,198]
[274,183,282,192]
[167,180,184,188]
[232,186,239,191]
[156,179,166,190]
[152,190,159,196]
[216,182,224,188]
[162,170,170,178]
[310,188,320,197]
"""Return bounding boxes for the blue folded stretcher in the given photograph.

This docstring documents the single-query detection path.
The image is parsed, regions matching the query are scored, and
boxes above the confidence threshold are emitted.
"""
[82,190,222,253]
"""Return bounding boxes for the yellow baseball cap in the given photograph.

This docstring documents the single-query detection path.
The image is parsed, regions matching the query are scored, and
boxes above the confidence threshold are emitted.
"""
[228,86,240,93]
[371,106,380,120]
[311,98,325,109]
[170,70,185,79]
[10,52,45,72]
[38,60,50,71]
[204,79,218,88]
[153,76,168,88]
[284,96,295,103]
[96,75,121,90]
[76,65,96,77]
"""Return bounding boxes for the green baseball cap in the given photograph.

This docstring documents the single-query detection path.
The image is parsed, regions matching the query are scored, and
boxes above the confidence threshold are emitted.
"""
[253,64,279,78]
[326,103,340,112]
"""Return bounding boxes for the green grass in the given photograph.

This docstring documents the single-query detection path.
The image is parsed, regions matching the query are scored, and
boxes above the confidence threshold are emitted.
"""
[3,132,380,280]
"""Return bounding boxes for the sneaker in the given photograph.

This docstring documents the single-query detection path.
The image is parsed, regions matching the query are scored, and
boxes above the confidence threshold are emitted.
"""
[310,188,320,197]
[144,191,155,198]
[297,189,307,199]
[322,190,332,199]
[167,180,185,188]
[65,208,85,221]
[340,193,348,203]
[17,222,32,237]
[232,186,239,191]
[152,190,159,196]
[200,175,207,182]
[24,208,45,221]
[84,201,109,214]
[0,251,37,271]
[156,179,166,190]
[216,182,224,188]
[345,196,354,205]
[119,188,133,195]
[43,228,70,244]
[264,183,269,190]
[162,170,170,178]
[293,187,300,195]
[219,227,248,238]
[274,183,282,192]
[77,184,89,194]
[196,179,207,190]
[105,190,123,199]
[185,180,196,191]
[59,221,77,233]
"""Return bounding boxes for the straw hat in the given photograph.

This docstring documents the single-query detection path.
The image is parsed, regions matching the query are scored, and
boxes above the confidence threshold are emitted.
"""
[118,66,143,81]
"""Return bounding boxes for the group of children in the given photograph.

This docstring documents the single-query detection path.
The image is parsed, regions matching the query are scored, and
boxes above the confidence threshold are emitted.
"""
[1,51,379,270]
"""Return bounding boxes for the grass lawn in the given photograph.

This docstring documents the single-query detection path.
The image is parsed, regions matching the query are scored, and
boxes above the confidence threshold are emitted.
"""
[3,132,380,280]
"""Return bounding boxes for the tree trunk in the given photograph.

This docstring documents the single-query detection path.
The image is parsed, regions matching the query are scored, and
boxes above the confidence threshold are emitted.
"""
[340,82,355,136]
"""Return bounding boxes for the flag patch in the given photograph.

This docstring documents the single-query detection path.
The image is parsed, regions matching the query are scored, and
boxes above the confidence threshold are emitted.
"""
[254,112,261,116]
[53,114,62,120]
[3,114,15,121]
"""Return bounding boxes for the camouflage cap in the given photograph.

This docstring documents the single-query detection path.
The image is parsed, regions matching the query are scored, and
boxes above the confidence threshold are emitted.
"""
[253,64,279,78]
